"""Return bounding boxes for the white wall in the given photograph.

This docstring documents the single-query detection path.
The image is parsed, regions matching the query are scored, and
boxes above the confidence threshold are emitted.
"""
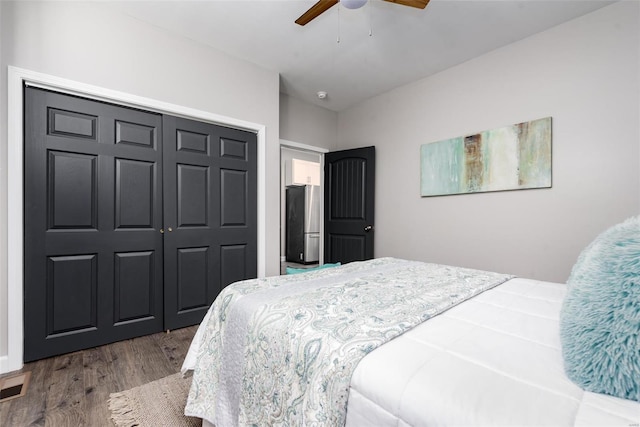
[0,0,5,366]
[0,1,281,369]
[337,1,640,283]
[280,93,338,150]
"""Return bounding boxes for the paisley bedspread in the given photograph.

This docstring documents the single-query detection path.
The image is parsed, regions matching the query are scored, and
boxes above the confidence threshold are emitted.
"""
[182,257,513,426]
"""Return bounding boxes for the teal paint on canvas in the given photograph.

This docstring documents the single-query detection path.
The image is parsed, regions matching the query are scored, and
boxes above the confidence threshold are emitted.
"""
[420,117,551,197]
[420,137,464,196]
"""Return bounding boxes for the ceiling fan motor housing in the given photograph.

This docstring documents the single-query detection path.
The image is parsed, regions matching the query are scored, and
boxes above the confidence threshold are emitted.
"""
[341,0,368,9]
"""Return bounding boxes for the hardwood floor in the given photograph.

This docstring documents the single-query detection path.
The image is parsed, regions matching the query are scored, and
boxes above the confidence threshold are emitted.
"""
[0,326,198,427]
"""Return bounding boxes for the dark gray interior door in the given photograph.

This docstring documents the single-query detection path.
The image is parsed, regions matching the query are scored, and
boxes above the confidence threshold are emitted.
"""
[163,116,257,330]
[24,87,164,362]
[324,146,375,264]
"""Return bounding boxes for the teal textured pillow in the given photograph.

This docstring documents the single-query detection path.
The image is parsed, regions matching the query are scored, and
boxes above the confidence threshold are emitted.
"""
[285,262,341,275]
[560,216,640,402]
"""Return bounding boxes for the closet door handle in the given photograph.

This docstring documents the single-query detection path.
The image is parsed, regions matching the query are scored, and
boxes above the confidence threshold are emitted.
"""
[160,228,165,234]
[168,227,173,232]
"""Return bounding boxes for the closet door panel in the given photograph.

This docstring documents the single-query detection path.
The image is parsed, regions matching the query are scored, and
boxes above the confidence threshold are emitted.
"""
[220,168,248,226]
[24,87,164,362]
[216,128,257,289]
[220,244,249,290]
[115,158,156,229]
[163,116,257,330]
[47,151,98,229]
[176,247,210,312]
[114,251,157,324]
[177,163,209,227]
[46,254,98,336]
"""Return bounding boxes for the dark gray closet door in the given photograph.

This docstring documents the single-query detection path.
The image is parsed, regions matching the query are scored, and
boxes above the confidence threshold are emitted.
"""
[24,87,164,362]
[163,116,257,330]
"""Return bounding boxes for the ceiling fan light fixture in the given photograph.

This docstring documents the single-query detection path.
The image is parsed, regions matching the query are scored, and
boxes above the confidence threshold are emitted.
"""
[341,0,368,10]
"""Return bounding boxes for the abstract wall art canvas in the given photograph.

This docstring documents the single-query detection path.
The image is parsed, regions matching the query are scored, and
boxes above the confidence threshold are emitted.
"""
[420,117,552,197]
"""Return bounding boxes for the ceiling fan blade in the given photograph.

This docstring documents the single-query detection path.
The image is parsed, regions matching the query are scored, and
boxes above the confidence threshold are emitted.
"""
[295,0,340,26]
[383,0,430,9]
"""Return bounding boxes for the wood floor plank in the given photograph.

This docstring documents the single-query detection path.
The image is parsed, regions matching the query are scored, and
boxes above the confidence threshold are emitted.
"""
[83,345,119,426]
[105,339,148,392]
[129,333,178,384]
[155,326,198,371]
[0,327,198,427]
[44,352,86,427]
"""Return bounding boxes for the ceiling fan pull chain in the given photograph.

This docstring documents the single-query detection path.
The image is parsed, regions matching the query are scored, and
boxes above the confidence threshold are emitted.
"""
[368,0,373,37]
[337,5,341,43]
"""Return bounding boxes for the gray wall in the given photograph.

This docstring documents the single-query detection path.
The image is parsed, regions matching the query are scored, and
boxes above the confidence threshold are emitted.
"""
[0,1,281,362]
[337,1,639,283]
[280,93,338,150]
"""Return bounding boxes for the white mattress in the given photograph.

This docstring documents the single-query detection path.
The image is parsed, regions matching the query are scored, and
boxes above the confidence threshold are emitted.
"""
[346,278,640,426]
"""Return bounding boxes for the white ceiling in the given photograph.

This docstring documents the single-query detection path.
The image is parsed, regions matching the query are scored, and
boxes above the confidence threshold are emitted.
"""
[105,0,616,112]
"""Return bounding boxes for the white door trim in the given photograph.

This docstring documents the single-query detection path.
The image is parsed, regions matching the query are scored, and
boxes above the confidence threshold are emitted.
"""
[279,139,329,155]
[2,66,267,373]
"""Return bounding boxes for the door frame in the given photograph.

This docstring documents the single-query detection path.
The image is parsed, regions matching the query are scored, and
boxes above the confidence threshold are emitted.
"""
[279,139,328,267]
[4,66,267,373]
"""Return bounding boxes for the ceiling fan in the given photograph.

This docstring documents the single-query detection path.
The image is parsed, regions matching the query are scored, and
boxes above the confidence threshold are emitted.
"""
[295,0,430,26]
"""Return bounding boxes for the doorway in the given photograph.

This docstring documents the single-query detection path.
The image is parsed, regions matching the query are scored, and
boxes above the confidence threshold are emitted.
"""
[279,141,328,274]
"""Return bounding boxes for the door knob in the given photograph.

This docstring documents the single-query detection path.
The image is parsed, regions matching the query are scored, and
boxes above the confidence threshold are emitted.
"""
[168,227,173,232]
[364,225,373,232]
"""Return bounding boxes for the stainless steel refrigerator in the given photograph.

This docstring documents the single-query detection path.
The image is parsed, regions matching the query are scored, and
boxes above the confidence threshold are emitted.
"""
[286,185,320,264]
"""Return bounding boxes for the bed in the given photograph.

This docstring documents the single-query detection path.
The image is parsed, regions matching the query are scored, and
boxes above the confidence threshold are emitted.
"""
[182,232,640,426]
[345,276,639,426]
